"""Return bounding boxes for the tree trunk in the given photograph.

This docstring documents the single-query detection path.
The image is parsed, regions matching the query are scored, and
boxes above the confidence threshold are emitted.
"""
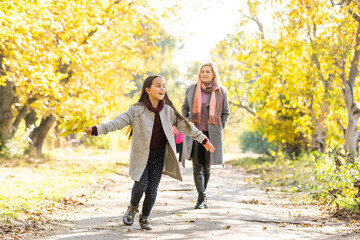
[0,81,15,149]
[343,82,360,155]
[28,114,55,158]
[54,121,61,148]
[25,109,37,129]
[342,21,360,155]
[311,119,327,153]
[11,98,37,137]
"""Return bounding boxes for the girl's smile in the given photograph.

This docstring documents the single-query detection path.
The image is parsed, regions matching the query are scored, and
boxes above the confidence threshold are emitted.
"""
[146,77,166,107]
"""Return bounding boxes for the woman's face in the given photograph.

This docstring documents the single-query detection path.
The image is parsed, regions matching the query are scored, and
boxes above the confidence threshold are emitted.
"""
[146,77,166,102]
[200,65,215,83]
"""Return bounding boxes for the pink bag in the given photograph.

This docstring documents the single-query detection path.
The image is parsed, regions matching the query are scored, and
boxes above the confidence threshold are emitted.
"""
[175,132,184,144]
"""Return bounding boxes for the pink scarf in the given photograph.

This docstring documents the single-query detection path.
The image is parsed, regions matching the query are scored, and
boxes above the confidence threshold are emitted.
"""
[192,80,224,126]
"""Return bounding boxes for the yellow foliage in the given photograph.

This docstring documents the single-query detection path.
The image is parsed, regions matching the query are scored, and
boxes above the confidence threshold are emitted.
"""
[59,111,95,137]
[213,0,359,152]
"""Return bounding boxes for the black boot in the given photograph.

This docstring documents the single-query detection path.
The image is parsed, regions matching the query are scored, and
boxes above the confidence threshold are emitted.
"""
[139,213,152,230]
[123,204,138,226]
[195,193,208,209]
[193,174,208,209]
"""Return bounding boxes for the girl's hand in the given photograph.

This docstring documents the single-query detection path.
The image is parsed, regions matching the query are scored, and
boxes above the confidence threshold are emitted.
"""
[203,141,215,152]
[85,127,93,135]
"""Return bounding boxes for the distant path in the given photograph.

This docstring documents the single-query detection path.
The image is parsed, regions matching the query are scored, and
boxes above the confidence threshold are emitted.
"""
[36,153,359,240]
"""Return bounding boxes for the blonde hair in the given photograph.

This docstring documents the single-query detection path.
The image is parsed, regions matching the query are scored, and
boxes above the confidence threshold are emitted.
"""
[196,62,221,85]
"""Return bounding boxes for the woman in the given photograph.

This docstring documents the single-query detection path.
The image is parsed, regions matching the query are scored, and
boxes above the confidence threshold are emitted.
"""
[181,62,230,209]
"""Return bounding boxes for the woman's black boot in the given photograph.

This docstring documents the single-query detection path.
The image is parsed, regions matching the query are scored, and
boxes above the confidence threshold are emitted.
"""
[123,204,138,226]
[139,213,152,230]
[195,193,208,209]
[194,174,208,209]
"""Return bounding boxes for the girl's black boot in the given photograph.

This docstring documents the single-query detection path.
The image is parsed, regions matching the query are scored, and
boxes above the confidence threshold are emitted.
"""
[139,214,152,230]
[123,204,138,226]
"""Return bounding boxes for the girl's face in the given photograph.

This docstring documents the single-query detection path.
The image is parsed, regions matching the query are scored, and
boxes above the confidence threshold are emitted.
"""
[200,65,215,83]
[146,77,166,102]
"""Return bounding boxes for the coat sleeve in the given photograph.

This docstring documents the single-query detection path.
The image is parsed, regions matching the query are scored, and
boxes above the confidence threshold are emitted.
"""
[221,89,230,128]
[181,88,191,120]
[97,106,133,135]
[173,110,206,144]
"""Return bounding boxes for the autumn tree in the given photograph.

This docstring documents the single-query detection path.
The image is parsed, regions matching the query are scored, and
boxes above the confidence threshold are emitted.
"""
[213,0,360,156]
[0,0,173,157]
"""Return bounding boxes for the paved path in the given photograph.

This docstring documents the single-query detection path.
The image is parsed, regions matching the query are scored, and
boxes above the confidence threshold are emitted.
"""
[37,154,360,240]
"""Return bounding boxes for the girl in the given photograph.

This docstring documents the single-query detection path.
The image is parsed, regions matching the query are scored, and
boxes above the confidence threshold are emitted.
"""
[181,62,230,209]
[85,75,215,230]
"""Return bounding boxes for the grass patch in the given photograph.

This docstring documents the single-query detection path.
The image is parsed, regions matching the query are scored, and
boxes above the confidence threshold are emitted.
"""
[229,153,360,218]
[228,155,321,203]
[0,147,130,220]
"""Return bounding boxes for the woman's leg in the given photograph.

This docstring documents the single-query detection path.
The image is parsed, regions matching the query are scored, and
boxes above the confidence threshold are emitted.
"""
[192,140,205,195]
[191,131,210,208]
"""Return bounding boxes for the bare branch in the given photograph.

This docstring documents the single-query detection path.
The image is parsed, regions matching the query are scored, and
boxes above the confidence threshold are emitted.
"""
[229,100,256,117]
[337,118,346,135]
[242,14,265,40]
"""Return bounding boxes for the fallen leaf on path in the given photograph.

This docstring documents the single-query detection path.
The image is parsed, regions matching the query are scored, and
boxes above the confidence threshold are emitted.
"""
[21,208,29,214]
[225,225,231,229]
[177,214,182,217]
[123,229,130,232]
[263,227,267,230]
[178,196,183,199]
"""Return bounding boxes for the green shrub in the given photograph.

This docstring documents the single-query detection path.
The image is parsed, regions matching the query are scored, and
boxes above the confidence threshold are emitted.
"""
[238,130,272,154]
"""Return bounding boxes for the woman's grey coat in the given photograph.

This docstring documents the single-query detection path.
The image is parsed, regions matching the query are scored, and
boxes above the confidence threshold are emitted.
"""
[97,103,207,182]
[181,83,230,166]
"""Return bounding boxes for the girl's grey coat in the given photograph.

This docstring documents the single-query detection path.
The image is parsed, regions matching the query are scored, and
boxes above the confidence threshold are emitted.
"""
[97,103,207,182]
[181,83,230,166]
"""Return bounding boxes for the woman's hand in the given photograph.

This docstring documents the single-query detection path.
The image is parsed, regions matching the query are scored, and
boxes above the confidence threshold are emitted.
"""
[203,141,215,152]
[85,127,93,136]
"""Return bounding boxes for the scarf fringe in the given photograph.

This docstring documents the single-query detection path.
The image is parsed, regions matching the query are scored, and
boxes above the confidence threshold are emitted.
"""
[192,112,201,125]
[208,116,222,126]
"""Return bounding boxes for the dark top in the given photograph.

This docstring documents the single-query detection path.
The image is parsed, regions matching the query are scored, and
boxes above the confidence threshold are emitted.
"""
[145,99,167,150]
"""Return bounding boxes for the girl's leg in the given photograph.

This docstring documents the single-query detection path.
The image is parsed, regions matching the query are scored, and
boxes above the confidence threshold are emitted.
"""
[141,149,165,217]
[123,164,149,226]
[130,165,149,207]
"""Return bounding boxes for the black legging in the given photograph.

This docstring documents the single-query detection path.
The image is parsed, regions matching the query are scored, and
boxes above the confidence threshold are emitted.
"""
[192,131,211,194]
[130,148,165,216]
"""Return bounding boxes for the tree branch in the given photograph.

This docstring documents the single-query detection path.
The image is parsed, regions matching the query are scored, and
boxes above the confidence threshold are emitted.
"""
[229,100,256,117]
[337,118,346,135]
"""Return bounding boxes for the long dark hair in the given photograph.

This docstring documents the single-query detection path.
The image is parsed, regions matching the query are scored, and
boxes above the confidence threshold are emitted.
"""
[126,75,192,139]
